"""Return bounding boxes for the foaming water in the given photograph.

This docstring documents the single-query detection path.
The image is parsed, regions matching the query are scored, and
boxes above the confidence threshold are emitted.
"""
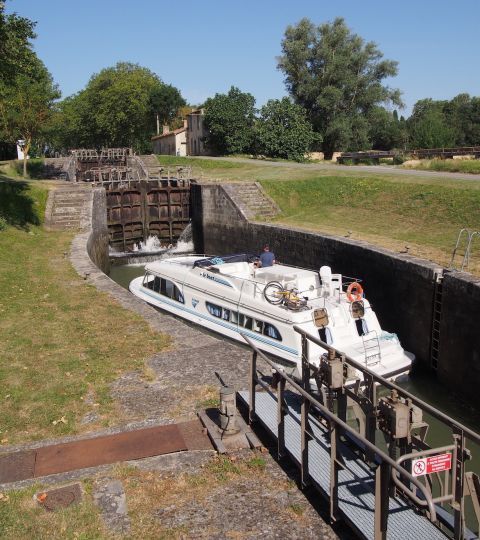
[133,235,166,252]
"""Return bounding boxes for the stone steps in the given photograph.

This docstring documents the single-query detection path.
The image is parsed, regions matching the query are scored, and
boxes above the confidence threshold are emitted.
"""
[46,186,92,230]
[223,183,280,221]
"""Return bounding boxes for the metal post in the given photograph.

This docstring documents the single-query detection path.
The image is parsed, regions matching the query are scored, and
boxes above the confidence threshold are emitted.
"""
[277,377,286,459]
[374,461,390,540]
[453,430,465,540]
[249,351,257,424]
[219,386,237,434]
[301,334,311,487]
[330,423,340,522]
[301,396,310,488]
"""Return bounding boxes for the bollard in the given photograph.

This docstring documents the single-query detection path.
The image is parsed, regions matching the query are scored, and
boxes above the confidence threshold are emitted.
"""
[219,386,238,434]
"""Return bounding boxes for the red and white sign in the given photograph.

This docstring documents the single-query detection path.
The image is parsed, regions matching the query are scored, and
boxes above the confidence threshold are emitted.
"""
[411,453,452,477]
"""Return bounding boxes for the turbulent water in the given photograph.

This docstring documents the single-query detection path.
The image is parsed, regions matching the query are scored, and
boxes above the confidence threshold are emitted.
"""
[131,223,193,253]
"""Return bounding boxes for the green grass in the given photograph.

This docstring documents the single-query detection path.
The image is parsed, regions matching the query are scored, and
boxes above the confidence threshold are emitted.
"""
[0,176,48,228]
[152,154,480,271]
[405,158,480,174]
[156,155,246,170]
[0,159,47,179]
[0,483,105,540]
[261,175,480,269]
[0,176,170,444]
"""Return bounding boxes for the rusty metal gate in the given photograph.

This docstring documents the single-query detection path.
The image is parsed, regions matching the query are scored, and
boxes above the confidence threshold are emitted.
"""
[71,148,192,250]
[106,178,191,250]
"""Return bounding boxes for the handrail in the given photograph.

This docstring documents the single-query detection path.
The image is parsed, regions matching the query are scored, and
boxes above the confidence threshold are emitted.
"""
[393,445,456,506]
[293,325,480,446]
[240,333,438,522]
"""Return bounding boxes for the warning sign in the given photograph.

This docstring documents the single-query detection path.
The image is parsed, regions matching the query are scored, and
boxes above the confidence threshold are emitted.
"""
[411,453,452,477]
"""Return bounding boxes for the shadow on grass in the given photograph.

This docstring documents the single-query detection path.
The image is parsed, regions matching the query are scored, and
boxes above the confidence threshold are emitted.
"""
[13,158,47,179]
[0,175,40,228]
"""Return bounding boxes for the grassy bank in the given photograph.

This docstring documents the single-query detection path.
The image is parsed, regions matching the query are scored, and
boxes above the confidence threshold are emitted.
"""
[0,176,170,445]
[403,158,480,175]
[157,155,480,273]
[0,159,47,180]
[261,175,480,271]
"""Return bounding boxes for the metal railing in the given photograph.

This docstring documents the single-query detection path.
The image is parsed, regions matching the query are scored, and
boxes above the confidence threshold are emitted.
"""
[450,228,480,271]
[242,327,480,539]
[292,326,480,539]
[242,333,440,540]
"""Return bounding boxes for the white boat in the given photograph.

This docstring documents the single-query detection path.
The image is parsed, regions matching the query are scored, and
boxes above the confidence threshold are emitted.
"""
[129,254,413,381]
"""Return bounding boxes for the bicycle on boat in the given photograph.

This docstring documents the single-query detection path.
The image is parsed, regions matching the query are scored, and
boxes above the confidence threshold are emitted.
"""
[263,281,309,311]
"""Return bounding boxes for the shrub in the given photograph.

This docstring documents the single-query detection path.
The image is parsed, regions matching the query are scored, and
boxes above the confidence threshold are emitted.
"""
[0,215,7,231]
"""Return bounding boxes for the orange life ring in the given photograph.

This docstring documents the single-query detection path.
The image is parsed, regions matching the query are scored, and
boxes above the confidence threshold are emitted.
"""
[346,282,363,302]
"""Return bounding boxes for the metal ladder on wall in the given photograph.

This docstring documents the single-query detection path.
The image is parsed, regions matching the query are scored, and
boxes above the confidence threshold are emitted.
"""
[430,271,444,371]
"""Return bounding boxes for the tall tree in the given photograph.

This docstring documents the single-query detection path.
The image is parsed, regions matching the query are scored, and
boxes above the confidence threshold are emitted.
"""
[204,86,256,155]
[0,58,60,175]
[0,2,37,84]
[277,17,402,157]
[149,84,186,134]
[367,107,405,150]
[407,99,455,149]
[255,97,316,161]
[50,63,185,152]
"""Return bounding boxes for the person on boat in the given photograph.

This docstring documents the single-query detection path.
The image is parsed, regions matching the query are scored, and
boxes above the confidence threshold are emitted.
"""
[258,244,276,267]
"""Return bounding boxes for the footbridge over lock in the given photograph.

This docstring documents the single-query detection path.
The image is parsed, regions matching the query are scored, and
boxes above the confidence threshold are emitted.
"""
[239,329,480,540]
[69,148,193,250]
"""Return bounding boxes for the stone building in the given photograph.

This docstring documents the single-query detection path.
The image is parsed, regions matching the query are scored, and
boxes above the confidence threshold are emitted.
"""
[186,108,209,156]
[151,121,187,156]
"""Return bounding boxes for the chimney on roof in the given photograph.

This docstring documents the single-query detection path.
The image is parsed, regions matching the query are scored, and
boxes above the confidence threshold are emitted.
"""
[183,119,188,128]
[162,125,170,135]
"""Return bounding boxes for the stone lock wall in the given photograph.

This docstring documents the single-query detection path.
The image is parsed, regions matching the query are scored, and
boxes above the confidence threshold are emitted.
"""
[191,184,480,401]
[438,271,480,399]
[87,188,110,275]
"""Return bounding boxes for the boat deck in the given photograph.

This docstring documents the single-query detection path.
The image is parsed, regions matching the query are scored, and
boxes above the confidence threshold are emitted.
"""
[237,389,447,540]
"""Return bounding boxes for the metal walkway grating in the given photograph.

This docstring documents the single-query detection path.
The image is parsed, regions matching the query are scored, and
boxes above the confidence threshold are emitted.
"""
[238,389,447,540]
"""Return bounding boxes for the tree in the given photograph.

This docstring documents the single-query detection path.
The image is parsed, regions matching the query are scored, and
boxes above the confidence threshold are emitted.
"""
[149,84,186,134]
[277,17,402,157]
[442,94,480,147]
[50,63,185,152]
[0,57,60,175]
[0,3,37,84]
[367,107,405,150]
[204,86,256,155]
[407,99,455,149]
[255,97,316,161]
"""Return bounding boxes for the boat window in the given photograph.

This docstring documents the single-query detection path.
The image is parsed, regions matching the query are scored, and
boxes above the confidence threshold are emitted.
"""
[253,319,263,333]
[355,319,368,337]
[243,316,253,330]
[318,326,333,345]
[206,302,222,318]
[160,278,168,296]
[231,311,239,324]
[223,309,230,321]
[172,285,184,304]
[263,323,282,341]
[165,280,174,299]
[143,273,155,290]
[147,277,184,303]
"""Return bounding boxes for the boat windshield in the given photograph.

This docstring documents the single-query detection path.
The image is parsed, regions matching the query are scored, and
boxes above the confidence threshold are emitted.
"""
[193,253,258,268]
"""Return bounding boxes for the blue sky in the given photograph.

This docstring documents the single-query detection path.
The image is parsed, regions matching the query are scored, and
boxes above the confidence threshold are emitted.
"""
[7,0,480,117]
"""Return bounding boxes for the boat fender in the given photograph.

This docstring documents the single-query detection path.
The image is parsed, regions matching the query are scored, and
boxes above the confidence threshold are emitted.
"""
[346,281,363,302]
